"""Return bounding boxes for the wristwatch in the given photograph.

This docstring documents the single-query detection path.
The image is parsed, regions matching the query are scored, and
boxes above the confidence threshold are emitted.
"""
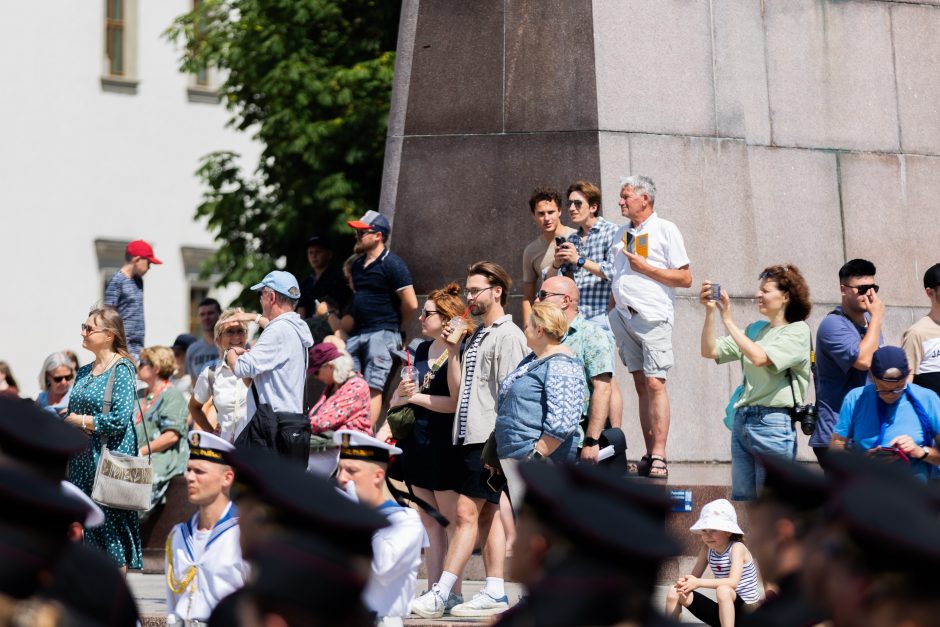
[919,446,931,460]
[582,437,600,447]
[577,257,586,268]
[528,449,545,461]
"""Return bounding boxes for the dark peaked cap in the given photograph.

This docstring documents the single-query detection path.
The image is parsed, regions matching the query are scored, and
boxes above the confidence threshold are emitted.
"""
[566,462,671,521]
[0,397,87,479]
[223,447,387,556]
[755,454,829,513]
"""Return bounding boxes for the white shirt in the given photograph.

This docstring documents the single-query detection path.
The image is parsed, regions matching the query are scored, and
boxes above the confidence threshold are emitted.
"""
[364,501,427,619]
[193,363,249,443]
[165,503,248,624]
[609,212,690,323]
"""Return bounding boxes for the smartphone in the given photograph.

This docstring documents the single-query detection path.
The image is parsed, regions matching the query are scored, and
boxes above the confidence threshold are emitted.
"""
[710,283,721,301]
[554,236,566,247]
[623,231,634,253]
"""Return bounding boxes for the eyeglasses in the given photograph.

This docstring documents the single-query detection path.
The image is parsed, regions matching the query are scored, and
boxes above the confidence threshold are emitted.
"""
[875,384,907,396]
[139,360,153,368]
[566,199,583,209]
[355,230,378,239]
[536,290,566,300]
[843,283,880,295]
[464,286,494,298]
[51,374,74,383]
[80,324,106,335]
[224,328,247,336]
[419,310,440,319]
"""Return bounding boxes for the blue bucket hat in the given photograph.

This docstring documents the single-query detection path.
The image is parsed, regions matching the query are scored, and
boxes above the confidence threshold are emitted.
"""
[250,270,301,300]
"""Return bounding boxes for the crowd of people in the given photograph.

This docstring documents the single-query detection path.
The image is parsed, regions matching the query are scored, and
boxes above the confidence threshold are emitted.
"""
[2,173,940,626]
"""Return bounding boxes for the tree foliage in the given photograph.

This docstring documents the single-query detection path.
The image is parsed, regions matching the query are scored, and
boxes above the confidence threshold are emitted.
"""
[166,0,400,305]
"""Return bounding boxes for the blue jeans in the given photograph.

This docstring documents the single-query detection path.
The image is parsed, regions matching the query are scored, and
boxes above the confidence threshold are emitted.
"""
[731,406,796,501]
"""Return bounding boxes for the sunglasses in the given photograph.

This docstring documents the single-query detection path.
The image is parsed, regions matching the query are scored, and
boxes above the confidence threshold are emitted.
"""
[355,230,378,238]
[80,324,106,335]
[419,310,440,318]
[139,360,153,368]
[50,374,74,383]
[536,290,565,300]
[566,199,583,208]
[844,283,880,295]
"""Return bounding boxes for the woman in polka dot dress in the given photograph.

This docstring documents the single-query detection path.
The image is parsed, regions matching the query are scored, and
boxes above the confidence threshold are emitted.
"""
[64,306,143,571]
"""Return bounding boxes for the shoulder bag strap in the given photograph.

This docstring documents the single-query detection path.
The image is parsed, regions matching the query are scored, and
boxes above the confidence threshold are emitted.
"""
[102,361,151,460]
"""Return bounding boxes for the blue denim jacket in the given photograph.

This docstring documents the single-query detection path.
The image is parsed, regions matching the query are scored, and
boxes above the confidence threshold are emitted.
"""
[495,353,586,461]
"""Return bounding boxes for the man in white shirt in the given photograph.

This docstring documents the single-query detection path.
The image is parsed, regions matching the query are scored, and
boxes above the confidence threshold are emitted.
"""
[334,430,426,627]
[165,432,247,625]
[608,175,692,480]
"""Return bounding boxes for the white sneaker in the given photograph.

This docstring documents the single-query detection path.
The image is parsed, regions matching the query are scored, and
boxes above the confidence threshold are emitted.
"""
[449,590,510,617]
[410,584,446,619]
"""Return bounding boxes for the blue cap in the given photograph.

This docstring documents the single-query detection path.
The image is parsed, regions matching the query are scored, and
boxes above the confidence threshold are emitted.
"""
[870,345,909,380]
[250,270,301,299]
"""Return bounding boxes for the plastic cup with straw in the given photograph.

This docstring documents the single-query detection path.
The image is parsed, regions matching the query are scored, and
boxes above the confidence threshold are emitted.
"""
[447,304,471,344]
[400,350,418,384]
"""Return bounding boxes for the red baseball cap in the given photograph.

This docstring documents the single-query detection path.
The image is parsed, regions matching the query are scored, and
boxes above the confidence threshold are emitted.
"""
[126,240,162,264]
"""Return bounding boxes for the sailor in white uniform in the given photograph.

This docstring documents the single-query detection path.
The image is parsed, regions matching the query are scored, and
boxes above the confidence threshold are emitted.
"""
[334,430,427,627]
[165,432,248,626]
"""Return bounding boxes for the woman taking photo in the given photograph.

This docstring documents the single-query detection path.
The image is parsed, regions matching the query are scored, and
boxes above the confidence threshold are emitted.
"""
[390,283,473,592]
[64,306,142,571]
[190,309,250,443]
[700,265,812,501]
[36,352,75,415]
[495,301,585,507]
[135,345,189,513]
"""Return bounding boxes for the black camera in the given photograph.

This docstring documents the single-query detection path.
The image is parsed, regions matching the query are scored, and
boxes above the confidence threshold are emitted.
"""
[790,404,818,436]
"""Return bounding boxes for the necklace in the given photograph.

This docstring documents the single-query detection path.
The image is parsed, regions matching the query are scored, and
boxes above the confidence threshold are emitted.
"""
[91,354,119,377]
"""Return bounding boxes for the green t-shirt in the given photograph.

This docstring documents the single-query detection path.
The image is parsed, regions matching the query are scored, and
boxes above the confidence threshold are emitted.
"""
[716,321,811,409]
[135,386,189,507]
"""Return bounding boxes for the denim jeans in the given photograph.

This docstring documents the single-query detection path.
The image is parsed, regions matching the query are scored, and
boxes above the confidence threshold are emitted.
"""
[731,405,796,501]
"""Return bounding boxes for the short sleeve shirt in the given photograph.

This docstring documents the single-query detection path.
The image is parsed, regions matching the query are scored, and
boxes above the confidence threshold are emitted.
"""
[104,272,145,352]
[349,250,413,335]
[561,314,615,415]
[716,321,811,408]
[812,308,880,447]
[186,340,221,378]
[297,264,352,314]
[522,227,575,290]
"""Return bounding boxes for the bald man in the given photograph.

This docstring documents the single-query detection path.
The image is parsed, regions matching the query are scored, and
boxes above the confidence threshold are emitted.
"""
[536,276,622,462]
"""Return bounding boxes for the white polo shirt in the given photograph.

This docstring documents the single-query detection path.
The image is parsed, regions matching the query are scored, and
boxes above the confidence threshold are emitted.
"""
[609,212,690,323]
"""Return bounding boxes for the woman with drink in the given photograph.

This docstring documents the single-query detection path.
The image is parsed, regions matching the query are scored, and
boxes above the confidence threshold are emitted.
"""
[390,283,475,597]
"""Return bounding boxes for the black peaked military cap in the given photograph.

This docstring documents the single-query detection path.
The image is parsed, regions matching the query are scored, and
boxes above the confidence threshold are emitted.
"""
[566,462,671,521]
[0,465,89,534]
[755,454,830,513]
[223,447,387,556]
[520,462,679,564]
[822,449,940,512]
[0,397,87,480]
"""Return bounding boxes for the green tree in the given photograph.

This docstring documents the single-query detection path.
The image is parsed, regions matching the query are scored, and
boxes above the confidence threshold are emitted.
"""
[166,0,400,305]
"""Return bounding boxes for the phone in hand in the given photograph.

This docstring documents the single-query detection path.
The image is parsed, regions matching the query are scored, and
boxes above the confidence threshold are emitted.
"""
[554,236,566,247]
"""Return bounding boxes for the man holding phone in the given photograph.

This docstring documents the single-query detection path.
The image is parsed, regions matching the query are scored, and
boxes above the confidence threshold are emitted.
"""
[521,187,574,322]
[813,259,884,463]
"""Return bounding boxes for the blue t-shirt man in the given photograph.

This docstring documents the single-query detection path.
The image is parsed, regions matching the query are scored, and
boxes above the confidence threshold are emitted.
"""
[349,249,413,335]
[835,383,940,481]
[812,307,883,448]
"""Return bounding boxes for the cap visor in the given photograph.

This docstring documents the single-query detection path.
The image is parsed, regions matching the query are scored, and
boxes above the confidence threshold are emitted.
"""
[148,257,163,265]
[347,220,371,230]
[249,282,265,291]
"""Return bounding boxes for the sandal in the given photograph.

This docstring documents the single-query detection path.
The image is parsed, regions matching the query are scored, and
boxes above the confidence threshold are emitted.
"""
[648,455,668,480]
[631,454,652,477]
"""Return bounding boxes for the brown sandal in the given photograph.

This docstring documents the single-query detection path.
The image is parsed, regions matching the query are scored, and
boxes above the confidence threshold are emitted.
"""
[648,455,668,480]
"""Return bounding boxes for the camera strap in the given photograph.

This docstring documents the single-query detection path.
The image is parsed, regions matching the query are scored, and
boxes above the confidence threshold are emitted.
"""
[785,329,816,408]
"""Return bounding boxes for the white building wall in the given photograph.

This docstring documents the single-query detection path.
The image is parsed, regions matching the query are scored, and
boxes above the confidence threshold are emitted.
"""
[0,1,259,397]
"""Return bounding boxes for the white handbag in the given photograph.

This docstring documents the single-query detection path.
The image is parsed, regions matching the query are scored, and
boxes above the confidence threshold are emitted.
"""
[90,361,153,511]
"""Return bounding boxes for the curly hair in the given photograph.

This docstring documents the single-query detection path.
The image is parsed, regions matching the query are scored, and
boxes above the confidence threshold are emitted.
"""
[528,187,562,213]
[759,264,812,322]
[427,282,477,335]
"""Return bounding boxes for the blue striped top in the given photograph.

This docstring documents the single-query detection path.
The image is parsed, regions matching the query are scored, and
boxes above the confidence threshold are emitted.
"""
[707,541,761,604]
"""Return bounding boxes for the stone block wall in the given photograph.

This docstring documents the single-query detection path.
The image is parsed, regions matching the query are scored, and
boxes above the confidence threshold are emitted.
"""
[381,0,940,462]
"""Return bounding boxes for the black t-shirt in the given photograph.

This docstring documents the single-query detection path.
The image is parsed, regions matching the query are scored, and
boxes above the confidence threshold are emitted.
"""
[297,264,352,315]
[349,250,413,334]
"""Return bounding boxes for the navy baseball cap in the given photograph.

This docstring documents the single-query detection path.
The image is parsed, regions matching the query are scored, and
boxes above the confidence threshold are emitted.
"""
[870,345,909,380]
[250,270,301,300]
[347,210,391,237]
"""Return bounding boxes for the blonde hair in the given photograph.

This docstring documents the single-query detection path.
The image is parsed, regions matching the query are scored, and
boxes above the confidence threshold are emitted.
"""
[215,308,248,341]
[87,306,136,368]
[529,301,569,342]
[139,346,176,379]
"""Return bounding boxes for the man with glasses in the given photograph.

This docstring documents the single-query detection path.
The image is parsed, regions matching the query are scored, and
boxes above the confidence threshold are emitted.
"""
[521,187,575,322]
[344,211,418,426]
[902,263,940,398]
[536,276,617,463]
[411,261,527,620]
[831,346,940,481]
[104,239,161,358]
[813,259,884,462]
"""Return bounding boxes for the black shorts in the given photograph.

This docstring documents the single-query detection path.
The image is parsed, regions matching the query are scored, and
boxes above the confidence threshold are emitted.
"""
[686,590,744,627]
[455,443,501,504]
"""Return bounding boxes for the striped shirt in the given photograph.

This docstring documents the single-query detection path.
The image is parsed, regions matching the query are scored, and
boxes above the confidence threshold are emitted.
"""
[561,217,618,320]
[456,327,487,440]
[707,542,761,604]
[104,271,145,356]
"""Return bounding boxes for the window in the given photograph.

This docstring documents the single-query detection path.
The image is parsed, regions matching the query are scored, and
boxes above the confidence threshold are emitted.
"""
[187,0,221,103]
[182,246,218,334]
[101,0,139,93]
[95,238,132,298]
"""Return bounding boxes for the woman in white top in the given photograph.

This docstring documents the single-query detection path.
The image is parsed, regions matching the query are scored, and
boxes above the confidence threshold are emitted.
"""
[190,309,250,442]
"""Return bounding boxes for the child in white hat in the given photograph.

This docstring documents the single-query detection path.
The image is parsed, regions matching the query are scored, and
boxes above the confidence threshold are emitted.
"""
[665,498,763,626]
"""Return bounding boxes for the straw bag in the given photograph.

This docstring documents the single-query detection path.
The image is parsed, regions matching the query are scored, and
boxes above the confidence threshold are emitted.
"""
[91,361,153,511]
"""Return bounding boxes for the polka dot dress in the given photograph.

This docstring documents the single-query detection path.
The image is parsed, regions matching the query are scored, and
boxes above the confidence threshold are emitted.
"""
[67,358,143,569]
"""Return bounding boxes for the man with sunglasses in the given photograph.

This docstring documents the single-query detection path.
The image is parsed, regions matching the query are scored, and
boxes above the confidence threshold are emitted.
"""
[830,346,940,481]
[521,187,575,323]
[813,259,884,462]
[103,239,162,358]
[902,263,940,398]
[344,211,418,426]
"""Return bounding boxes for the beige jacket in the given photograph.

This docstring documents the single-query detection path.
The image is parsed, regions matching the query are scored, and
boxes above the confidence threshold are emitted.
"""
[452,315,530,445]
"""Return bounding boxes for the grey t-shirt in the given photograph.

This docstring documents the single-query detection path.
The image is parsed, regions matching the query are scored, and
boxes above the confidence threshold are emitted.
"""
[186,340,220,378]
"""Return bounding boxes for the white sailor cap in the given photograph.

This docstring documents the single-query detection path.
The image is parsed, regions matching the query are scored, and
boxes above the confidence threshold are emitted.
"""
[189,431,235,464]
[333,429,402,463]
[60,480,105,529]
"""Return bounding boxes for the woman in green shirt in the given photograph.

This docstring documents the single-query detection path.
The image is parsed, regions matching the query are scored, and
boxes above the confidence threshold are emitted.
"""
[700,265,812,501]
[135,345,189,515]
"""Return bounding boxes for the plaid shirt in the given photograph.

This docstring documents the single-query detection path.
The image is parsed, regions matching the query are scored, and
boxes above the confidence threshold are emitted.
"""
[562,217,618,319]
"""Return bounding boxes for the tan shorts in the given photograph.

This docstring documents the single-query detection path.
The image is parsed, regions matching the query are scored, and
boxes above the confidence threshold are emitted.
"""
[608,309,674,379]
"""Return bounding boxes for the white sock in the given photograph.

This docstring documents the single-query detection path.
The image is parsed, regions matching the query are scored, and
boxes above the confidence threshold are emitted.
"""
[437,571,458,598]
[484,576,505,599]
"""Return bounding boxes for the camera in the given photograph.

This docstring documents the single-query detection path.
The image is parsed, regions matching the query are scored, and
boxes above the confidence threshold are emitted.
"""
[790,404,818,436]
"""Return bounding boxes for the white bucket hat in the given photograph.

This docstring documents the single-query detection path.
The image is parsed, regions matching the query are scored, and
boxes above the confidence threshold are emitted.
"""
[689,498,743,535]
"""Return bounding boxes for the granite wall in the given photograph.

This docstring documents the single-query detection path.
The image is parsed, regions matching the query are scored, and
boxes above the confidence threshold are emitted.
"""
[380,0,940,462]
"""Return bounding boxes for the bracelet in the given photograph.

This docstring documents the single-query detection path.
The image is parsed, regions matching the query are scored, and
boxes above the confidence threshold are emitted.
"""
[82,415,87,430]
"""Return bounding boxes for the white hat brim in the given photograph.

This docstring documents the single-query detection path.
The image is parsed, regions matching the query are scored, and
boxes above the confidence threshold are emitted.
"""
[689,515,743,536]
